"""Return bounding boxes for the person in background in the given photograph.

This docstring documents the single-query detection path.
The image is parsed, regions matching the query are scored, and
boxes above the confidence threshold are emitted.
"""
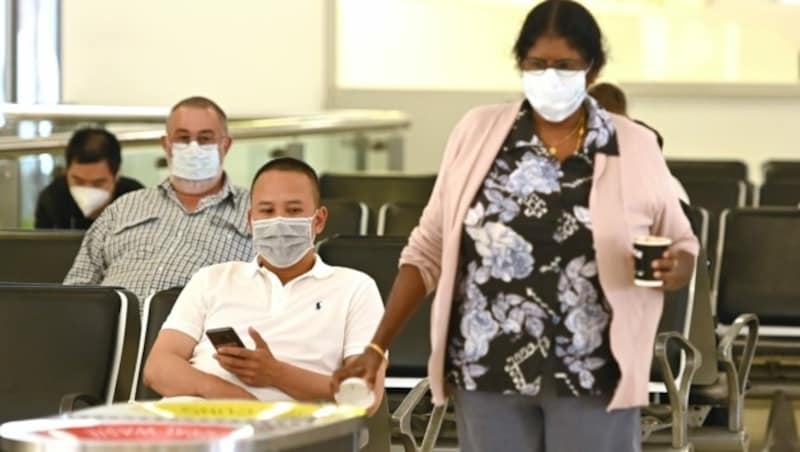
[589,82,690,203]
[143,158,386,414]
[333,1,698,451]
[34,128,143,229]
[589,82,664,148]
[64,96,252,306]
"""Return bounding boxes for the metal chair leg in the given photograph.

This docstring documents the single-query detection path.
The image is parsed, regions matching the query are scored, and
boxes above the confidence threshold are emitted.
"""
[391,378,447,452]
[761,391,800,452]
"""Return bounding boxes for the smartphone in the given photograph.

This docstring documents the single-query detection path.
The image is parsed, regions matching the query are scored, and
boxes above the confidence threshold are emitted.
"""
[205,327,245,349]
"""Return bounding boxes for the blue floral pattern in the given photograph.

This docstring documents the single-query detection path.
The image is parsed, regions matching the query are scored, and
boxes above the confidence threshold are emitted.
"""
[507,152,562,197]
[446,97,621,397]
[466,213,534,283]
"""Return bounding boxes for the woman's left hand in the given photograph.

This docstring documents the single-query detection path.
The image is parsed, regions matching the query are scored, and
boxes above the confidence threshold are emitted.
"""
[652,249,694,291]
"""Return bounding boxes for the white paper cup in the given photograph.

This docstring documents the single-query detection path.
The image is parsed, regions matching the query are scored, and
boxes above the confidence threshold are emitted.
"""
[334,378,375,409]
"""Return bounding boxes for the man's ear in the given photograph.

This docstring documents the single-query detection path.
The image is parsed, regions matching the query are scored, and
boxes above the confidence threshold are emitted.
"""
[220,135,233,158]
[314,206,328,236]
[247,208,253,234]
[160,135,171,156]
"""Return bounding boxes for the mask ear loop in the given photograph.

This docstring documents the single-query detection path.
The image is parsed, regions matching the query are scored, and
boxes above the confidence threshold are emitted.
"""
[308,209,319,243]
[581,61,594,81]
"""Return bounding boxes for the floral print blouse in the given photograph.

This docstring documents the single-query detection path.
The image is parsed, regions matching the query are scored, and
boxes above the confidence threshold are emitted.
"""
[446,98,622,398]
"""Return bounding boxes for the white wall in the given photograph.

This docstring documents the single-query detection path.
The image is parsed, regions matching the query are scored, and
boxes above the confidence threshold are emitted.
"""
[627,85,800,184]
[61,0,328,116]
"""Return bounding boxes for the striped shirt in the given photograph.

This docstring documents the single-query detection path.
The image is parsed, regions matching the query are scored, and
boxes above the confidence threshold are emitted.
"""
[64,177,253,308]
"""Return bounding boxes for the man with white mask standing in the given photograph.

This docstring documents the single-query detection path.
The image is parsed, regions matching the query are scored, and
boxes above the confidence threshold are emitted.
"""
[64,96,252,307]
[35,127,143,229]
[143,158,386,414]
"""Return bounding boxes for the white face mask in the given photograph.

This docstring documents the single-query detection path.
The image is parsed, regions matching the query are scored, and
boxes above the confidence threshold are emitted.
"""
[523,68,588,123]
[170,141,220,181]
[252,214,316,269]
[69,185,112,217]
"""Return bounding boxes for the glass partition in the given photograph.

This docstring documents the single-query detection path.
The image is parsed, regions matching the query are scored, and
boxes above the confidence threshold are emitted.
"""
[0,107,410,228]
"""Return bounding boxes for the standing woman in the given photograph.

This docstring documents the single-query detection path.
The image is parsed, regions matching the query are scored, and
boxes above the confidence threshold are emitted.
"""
[333,1,698,451]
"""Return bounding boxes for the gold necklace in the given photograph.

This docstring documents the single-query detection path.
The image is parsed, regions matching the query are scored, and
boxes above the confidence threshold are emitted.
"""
[541,115,586,157]
[572,121,586,155]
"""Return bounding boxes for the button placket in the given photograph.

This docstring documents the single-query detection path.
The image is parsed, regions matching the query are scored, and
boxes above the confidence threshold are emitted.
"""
[267,272,286,313]
[159,220,186,274]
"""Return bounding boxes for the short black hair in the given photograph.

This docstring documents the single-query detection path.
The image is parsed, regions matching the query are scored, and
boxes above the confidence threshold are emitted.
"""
[250,157,321,205]
[589,82,627,115]
[513,0,607,73]
[169,96,228,130]
[65,128,122,174]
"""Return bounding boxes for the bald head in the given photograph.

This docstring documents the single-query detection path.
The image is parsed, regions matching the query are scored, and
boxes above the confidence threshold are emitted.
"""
[167,96,228,133]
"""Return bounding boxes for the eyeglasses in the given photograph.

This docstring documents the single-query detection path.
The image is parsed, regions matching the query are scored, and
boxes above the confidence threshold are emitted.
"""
[520,58,591,76]
[170,133,225,146]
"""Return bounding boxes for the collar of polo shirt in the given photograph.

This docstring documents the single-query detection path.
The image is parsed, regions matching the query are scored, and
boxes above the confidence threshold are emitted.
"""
[246,254,335,281]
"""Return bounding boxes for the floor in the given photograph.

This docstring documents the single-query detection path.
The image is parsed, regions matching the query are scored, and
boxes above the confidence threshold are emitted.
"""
[743,397,800,451]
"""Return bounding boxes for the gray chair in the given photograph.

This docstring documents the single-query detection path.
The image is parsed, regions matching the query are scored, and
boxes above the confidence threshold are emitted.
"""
[667,160,749,181]
[318,237,432,380]
[319,198,369,241]
[377,202,425,238]
[758,181,800,207]
[641,255,703,452]
[319,174,436,234]
[643,203,762,452]
[762,160,800,183]
[682,247,758,452]
[0,229,83,283]
[667,160,751,239]
[0,284,139,422]
[714,208,800,334]
[363,396,392,452]
[318,236,446,452]
[643,204,759,451]
[674,179,748,279]
[667,159,755,208]
[714,208,800,449]
[130,287,183,401]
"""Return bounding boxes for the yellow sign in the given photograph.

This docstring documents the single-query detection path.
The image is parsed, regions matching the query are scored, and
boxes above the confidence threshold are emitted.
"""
[138,400,364,422]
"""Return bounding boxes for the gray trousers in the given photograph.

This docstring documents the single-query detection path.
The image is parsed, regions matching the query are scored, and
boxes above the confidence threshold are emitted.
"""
[453,389,641,452]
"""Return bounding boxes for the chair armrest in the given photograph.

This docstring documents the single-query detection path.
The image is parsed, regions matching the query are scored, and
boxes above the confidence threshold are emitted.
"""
[717,313,759,432]
[390,378,448,452]
[59,393,102,414]
[653,331,702,450]
[718,313,759,395]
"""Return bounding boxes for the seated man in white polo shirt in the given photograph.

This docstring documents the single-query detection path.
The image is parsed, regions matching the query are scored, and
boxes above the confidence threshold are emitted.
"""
[143,157,386,413]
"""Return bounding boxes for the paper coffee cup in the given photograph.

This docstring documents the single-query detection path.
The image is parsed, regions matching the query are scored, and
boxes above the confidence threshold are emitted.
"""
[633,236,672,287]
[334,378,375,409]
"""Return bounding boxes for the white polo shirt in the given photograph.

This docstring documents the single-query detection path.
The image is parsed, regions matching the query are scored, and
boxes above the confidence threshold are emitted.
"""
[161,255,384,401]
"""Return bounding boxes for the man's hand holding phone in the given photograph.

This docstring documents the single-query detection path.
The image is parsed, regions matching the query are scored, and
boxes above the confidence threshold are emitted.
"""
[205,327,245,349]
[212,326,283,388]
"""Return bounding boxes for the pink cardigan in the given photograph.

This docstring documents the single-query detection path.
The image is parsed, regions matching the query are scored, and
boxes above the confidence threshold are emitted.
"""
[399,102,699,410]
